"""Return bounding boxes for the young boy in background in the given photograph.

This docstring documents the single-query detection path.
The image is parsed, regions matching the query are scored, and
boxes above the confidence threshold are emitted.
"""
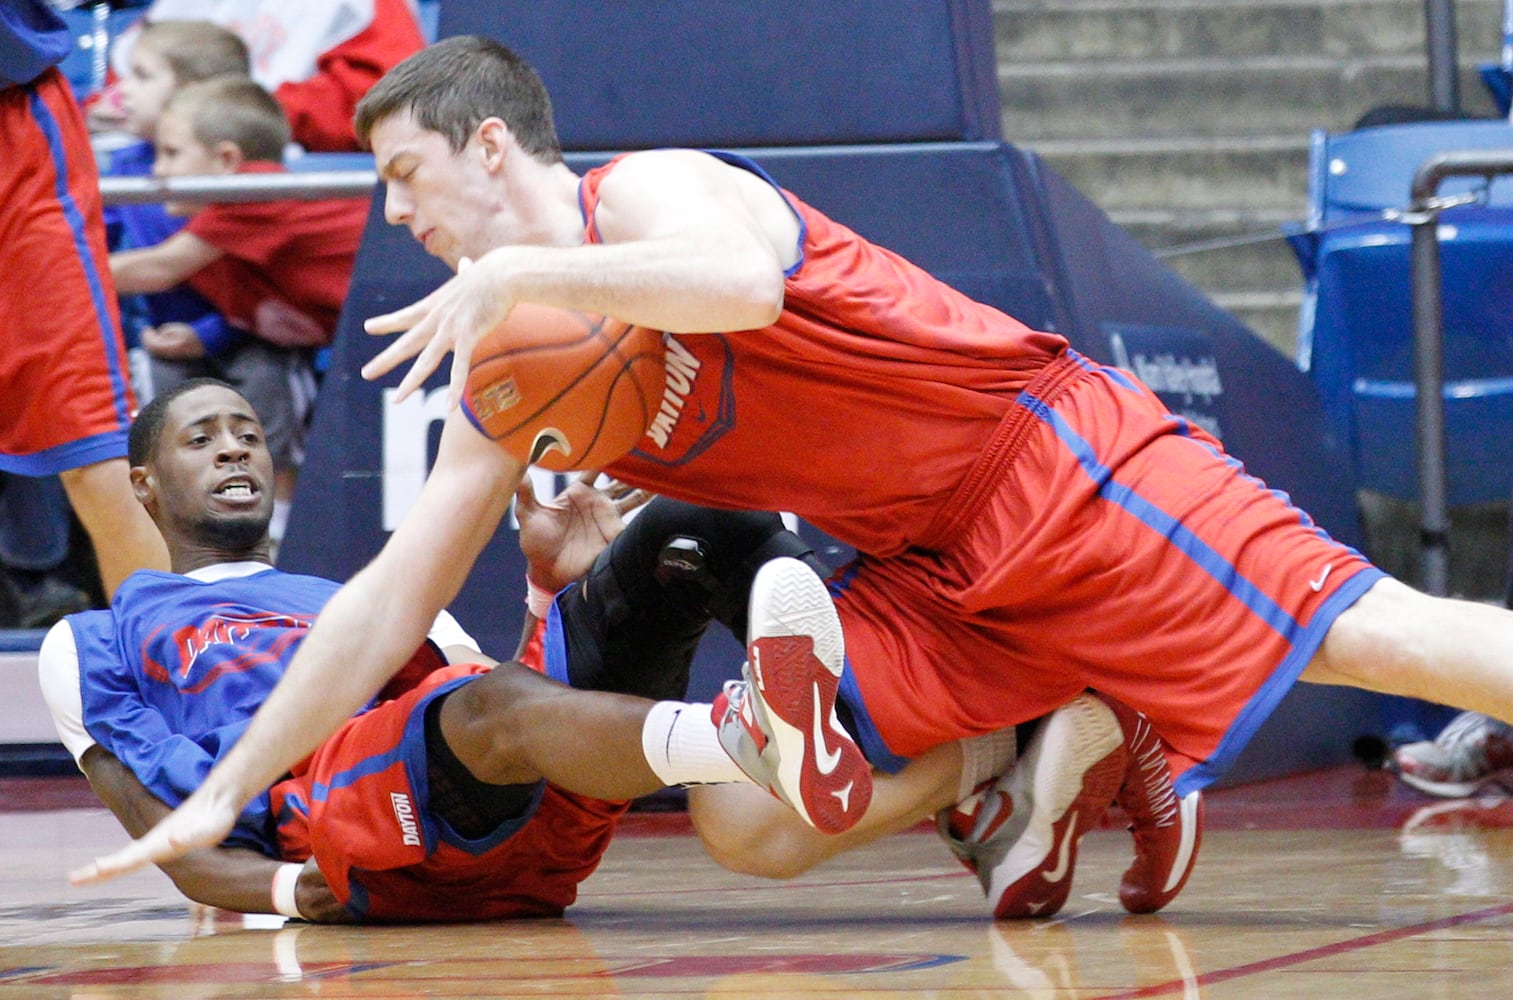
[109,75,369,553]
[101,19,249,397]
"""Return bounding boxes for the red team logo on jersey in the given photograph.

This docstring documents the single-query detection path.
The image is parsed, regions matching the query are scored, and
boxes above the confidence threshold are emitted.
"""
[141,608,313,688]
[631,333,735,466]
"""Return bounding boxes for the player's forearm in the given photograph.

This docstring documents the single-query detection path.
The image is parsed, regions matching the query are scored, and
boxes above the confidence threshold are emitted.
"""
[163,847,289,915]
[202,421,525,808]
[81,747,314,916]
[108,247,189,295]
[473,232,782,336]
[203,579,400,806]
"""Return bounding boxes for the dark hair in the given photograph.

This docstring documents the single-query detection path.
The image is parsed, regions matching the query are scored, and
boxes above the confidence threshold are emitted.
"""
[128,378,240,466]
[137,19,250,84]
[168,76,289,163]
[354,35,562,163]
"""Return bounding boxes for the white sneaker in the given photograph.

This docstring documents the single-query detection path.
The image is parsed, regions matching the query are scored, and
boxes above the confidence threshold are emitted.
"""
[711,557,871,834]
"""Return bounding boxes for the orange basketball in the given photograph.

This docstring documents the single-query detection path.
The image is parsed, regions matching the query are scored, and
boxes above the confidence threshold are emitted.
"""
[463,303,666,471]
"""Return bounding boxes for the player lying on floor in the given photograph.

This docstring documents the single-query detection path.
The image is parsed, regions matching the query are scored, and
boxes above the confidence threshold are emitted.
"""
[51,379,1196,921]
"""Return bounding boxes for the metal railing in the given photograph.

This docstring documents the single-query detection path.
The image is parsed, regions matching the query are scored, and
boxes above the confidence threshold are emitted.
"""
[97,170,377,206]
[1407,148,1513,595]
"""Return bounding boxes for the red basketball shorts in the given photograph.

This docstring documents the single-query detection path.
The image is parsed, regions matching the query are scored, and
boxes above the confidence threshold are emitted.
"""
[830,352,1383,794]
[0,69,134,473]
[270,662,627,922]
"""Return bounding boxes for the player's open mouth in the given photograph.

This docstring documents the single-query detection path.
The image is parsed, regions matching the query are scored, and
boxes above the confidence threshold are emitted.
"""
[214,478,258,498]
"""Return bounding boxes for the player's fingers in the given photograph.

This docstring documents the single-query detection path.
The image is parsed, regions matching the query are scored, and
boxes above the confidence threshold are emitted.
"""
[361,320,434,385]
[69,831,173,885]
[389,326,455,403]
[514,475,539,512]
[600,477,634,499]
[363,292,434,336]
[445,337,477,412]
[614,489,653,516]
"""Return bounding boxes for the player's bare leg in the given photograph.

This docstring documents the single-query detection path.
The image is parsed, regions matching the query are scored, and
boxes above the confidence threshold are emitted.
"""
[689,740,963,878]
[1305,577,1513,724]
[59,458,168,598]
[437,661,667,800]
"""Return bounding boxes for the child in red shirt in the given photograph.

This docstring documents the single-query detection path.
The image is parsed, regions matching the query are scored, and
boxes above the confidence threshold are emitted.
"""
[110,75,369,550]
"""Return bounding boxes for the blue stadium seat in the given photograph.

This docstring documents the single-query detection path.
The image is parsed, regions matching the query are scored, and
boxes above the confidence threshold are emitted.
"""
[1286,120,1513,505]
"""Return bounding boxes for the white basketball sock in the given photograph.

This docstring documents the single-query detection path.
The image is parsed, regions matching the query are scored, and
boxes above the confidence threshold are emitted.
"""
[641,700,751,787]
[958,727,1018,801]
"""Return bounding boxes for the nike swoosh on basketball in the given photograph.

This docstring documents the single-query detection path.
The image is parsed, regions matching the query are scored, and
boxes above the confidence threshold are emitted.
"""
[812,684,843,776]
[1041,812,1079,884]
[1309,564,1333,592]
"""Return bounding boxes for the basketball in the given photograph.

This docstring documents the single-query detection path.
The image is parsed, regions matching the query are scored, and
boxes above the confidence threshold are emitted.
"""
[463,303,666,471]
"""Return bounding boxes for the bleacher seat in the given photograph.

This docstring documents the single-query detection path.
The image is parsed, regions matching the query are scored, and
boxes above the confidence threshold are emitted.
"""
[1286,120,1513,505]
[1479,64,1511,117]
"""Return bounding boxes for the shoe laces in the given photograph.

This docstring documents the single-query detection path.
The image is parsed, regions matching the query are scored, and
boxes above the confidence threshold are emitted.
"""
[720,679,767,754]
[1123,713,1180,828]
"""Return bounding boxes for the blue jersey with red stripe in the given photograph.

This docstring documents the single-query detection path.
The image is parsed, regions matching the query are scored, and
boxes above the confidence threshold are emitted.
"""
[71,568,342,854]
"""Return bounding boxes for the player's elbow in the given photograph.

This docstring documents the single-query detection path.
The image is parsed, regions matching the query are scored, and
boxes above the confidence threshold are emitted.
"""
[706,242,785,331]
[734,262,785,330]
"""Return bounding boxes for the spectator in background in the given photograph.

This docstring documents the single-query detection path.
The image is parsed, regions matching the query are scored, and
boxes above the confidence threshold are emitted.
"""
[0,473,93,630]
[109,76,369,555]
[96,0,425,151]
[99,19,251,396]
[0,0,170,601]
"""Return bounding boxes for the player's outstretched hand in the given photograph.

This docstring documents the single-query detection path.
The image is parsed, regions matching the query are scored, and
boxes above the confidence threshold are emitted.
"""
[68,784,241,886]
[516,472,627,593]
[361,252,516,408]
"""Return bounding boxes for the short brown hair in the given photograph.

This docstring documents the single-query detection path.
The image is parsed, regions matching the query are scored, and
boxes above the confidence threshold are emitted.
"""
[137,19,250,85]
[167,76,289,163]
[354,35,562,164]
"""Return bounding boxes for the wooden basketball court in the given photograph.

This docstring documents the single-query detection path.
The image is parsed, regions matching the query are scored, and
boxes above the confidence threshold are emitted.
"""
[3,765,1511,997]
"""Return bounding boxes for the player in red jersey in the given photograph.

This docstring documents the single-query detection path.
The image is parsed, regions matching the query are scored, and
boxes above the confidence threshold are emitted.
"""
[1,1,169,598]
[88,35,1513,917]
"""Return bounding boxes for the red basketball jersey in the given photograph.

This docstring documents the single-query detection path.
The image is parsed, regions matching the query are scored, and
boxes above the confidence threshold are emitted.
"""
[581,156,1068,558]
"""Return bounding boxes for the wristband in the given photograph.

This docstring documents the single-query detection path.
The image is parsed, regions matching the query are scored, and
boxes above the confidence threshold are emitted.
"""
[271,862,304,919]
[525,576,555,620]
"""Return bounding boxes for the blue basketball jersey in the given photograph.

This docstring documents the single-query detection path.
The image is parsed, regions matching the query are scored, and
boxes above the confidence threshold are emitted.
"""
[71,567,341,854]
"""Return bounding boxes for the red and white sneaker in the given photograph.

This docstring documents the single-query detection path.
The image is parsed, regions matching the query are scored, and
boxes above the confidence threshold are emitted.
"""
[711,557,871,834]
[936,693,1126,918]
[1096,693,1203,914]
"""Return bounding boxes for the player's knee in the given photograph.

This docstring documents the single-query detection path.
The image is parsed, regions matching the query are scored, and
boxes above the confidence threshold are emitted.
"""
[442,666,557,773]
[687,786,816,880]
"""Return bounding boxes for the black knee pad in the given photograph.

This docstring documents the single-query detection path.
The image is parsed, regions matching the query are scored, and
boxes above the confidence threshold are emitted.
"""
[557,499,826,698]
